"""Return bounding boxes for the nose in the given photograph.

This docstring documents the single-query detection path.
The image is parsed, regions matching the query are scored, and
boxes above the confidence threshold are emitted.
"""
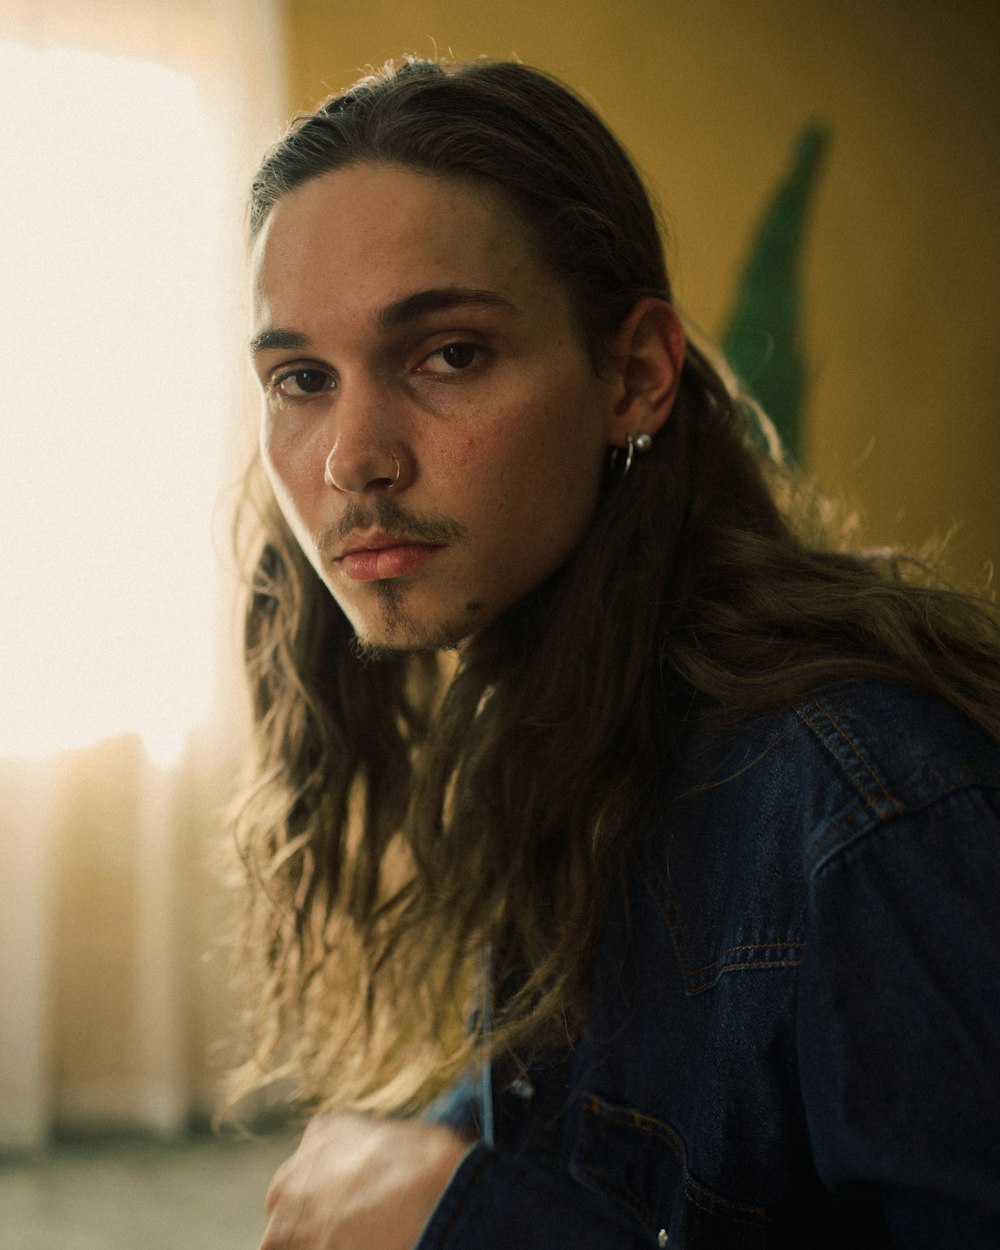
[321,380,409,494]
[324,447,401,493]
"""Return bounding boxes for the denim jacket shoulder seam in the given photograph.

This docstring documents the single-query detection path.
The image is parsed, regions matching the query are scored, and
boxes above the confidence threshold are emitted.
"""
[794,699,904,820]
[794,693,1000,876]
[803,775,1000,880]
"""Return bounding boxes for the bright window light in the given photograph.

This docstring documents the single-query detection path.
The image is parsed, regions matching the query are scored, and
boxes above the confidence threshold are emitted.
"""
[1,42,231,765]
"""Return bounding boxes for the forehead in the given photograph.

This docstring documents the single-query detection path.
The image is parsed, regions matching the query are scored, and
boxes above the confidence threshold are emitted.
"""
[251,162,559,327]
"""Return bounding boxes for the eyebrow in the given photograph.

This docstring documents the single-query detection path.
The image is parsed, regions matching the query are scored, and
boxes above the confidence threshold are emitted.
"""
[376,286,519,330]
[249,327,311,356]
[249,287,519,358]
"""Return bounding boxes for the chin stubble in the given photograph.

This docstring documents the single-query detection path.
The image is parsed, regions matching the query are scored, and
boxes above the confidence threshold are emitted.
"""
[351,584,477,661]
[324,497,470,660]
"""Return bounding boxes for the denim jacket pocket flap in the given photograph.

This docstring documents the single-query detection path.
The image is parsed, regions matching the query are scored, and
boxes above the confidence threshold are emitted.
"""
[570,1092,768,1248]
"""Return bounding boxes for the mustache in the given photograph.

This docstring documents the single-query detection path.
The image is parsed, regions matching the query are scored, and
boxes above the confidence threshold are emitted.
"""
[316,495,467,558]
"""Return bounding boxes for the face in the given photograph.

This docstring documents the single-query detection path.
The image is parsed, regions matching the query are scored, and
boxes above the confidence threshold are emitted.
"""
[250,162,620,652]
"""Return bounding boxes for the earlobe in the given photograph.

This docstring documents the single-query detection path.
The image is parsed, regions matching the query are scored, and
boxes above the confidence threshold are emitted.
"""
[606,298,685,444]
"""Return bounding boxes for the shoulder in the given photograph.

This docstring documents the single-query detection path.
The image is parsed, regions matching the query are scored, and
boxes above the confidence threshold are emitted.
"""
[792,679,1000,808]
[788,680,1000,875]
[635,678,1000,992]
[659,679,1000,882]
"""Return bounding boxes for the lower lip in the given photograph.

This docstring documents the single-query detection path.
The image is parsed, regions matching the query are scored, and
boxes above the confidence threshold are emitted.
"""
[338,544,443,582]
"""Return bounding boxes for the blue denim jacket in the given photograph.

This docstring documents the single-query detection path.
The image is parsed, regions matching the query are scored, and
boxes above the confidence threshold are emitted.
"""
[419,681,1000,1248]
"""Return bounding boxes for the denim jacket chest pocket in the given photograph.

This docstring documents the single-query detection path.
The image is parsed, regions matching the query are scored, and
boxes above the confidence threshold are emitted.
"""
[570,1092,770,1249]
[561,740,821,1246]
[568,875,806,1248]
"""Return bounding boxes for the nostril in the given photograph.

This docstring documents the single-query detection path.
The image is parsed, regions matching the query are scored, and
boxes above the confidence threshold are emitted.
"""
[377,454,401,492]
[324,451,401,493]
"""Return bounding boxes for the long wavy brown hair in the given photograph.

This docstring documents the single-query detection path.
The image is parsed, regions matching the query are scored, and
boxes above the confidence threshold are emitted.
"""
[230,58,1000,1116]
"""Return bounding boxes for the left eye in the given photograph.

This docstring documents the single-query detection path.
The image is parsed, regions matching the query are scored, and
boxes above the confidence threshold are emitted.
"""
[420,342,487,374]
[439,343,479,369]
[271,368,332,399]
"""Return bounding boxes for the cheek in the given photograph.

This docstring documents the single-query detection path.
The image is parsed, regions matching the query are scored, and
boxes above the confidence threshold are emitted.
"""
[261,419,322,516]
[260,413,289,489]
[448,417,539,534]
[466,398,605,555]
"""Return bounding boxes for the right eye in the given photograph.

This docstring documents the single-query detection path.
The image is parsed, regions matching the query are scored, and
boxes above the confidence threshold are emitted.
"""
[269,367,334,400]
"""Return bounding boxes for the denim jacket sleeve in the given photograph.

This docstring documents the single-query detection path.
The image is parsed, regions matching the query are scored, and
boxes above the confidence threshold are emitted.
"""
[798,781,1000,1244]
[419,1063,653,1247]
[418,1143,651,1250]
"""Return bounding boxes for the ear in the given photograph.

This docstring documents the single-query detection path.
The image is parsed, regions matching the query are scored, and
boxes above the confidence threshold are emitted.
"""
[603,298,685,446]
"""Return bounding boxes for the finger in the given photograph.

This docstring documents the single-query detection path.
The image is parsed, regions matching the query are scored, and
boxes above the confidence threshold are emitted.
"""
[258,1191,313,1250]
[265,1158,293,1215]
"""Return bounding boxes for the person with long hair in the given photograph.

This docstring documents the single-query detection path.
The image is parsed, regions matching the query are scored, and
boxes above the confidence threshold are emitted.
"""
[236,58,1000,1249]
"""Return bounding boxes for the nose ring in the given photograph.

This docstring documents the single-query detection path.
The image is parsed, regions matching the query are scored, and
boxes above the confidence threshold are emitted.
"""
[323,451,401,490]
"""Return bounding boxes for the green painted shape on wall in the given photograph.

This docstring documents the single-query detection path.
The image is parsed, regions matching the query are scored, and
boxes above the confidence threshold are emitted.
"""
[721,124,830,463]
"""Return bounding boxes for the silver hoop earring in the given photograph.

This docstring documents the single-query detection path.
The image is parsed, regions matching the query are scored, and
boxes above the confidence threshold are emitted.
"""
[614,433,653,476]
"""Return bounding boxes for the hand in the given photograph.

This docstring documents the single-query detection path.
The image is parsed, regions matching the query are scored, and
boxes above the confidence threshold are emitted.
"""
[258,1110,472,1250]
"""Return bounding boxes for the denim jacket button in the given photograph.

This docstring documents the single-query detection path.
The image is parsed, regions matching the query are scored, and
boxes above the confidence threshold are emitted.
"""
[657,1230,668,1247]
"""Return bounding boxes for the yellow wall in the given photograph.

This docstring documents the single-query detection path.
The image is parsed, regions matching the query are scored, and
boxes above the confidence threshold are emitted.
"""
[281,0,998,589]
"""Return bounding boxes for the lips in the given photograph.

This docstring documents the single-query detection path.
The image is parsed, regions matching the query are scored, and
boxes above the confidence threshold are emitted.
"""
[336,531,416,559]
[334,532,444,582]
